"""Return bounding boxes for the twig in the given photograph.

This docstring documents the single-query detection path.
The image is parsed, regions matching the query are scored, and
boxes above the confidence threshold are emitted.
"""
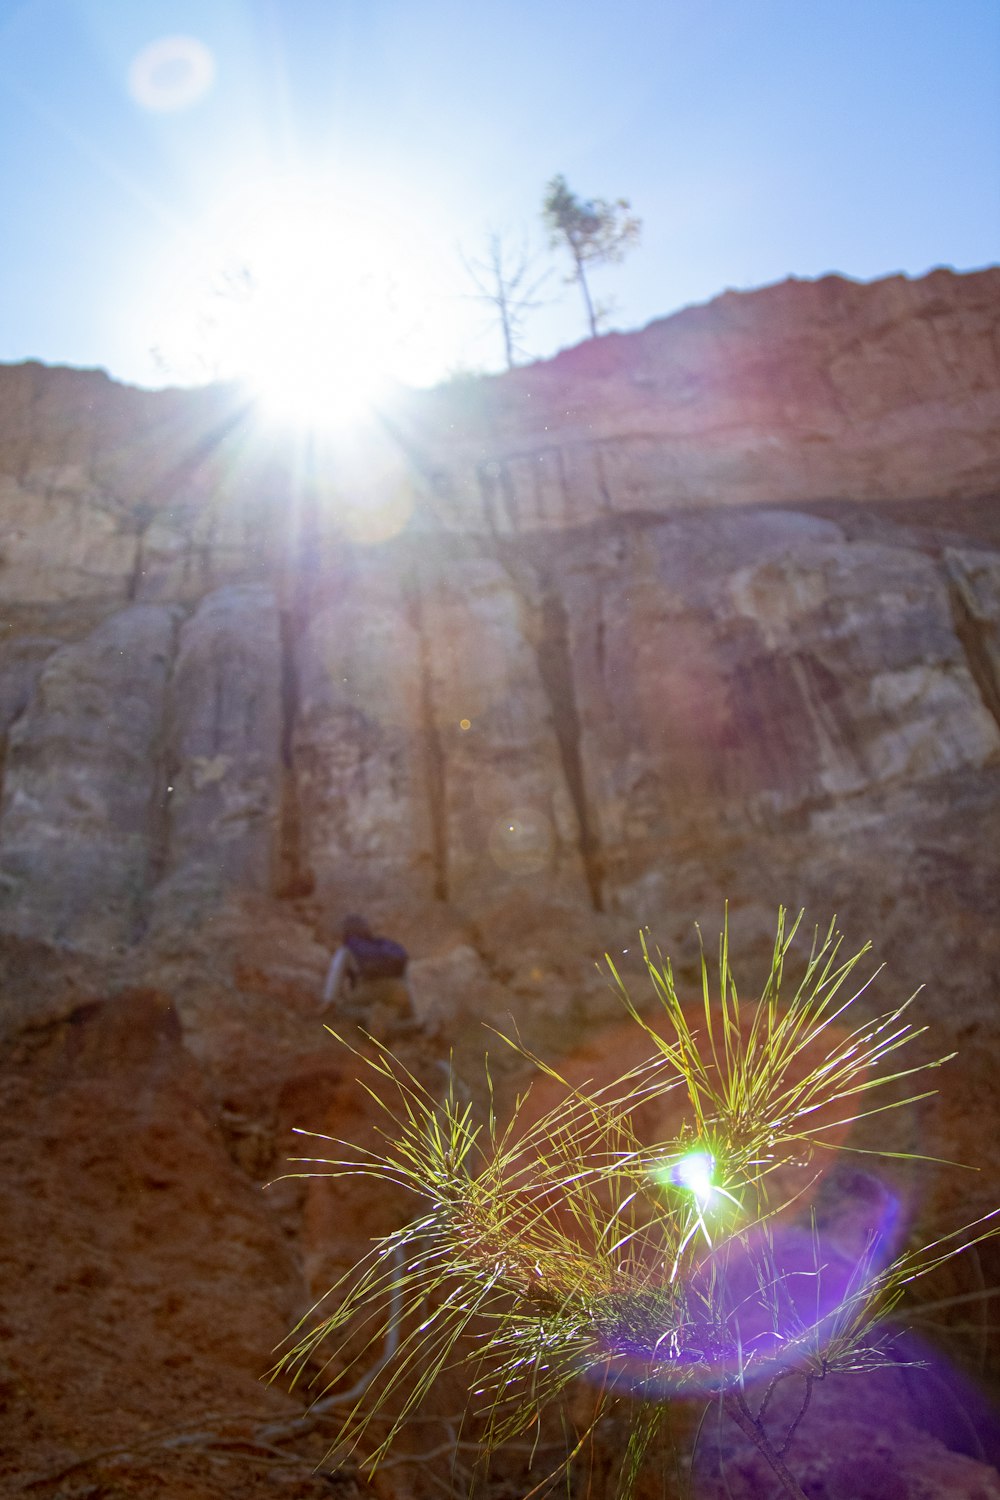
[303,1244,405,1415]
[21,1416,324,1491]
[722,1391,810,1500]
[778,1372,814,1457]
[755,1371,783,1425]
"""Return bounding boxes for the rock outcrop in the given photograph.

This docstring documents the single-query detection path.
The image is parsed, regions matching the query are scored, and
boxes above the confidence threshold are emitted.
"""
[2,266,1000,1497]
[408,265,1000,531]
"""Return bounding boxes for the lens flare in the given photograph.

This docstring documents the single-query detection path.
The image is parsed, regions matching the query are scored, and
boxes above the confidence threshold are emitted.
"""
[487,808,553,876]
[666,1149,715,1203]
[128,36,215,113]
[147,176,463,432]
[591,1179,902,1400]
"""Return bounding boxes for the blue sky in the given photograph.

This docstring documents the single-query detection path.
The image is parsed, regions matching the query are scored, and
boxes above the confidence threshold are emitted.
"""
[0,0,997,392]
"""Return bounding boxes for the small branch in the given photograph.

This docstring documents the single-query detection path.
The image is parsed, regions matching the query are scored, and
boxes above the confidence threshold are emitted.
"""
[21,1414,323,1491]
[303,1243,405,1415]
[778,1372,814,1457]
[722,1392,810,1500]
[756,1371,783,1425]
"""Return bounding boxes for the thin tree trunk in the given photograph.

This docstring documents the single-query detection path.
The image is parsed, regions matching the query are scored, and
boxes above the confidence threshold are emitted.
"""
[574,252,597,338]
[499,297,514,369]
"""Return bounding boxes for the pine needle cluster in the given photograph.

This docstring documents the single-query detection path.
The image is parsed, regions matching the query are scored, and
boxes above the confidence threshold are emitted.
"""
[272,909,999,1500]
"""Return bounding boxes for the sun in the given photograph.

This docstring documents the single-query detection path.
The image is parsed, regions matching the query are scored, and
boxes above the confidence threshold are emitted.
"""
[149,177,457,428]
[221,188,403,427]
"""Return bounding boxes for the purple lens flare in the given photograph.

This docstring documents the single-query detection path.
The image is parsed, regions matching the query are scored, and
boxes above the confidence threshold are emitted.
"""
[591,1171,903,1397]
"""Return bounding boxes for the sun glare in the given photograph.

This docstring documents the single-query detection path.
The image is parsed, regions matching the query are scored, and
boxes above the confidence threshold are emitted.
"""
[667,1151,715,1204]
[149,178,456,429]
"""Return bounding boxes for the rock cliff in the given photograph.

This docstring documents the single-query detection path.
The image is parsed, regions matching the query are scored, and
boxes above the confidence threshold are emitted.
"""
[3,266,1000,1498]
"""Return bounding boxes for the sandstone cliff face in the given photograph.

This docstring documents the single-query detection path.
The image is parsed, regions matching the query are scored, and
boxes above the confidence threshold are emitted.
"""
[3,268,1000,1498]
[409,266,1000,530]
[1,269,998,961]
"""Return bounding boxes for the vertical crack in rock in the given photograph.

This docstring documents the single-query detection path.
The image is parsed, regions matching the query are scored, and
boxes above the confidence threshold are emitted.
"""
[144,609,184,909]
[123,500,161,605]
[593,444,615,515]
[126,513,148,602]
[274,607,313,898]
[533,577,605,912]
[477,459,520,534]
[407,580,449,903]
[1,602,186,950]
[490,540,605,911]
[499,462,520,533]
[125,525,145,600]
[476,461,501,536]
[595,614,607,685]
[290,481,322,616]
[278,612,298,772]
[272,461,323,896]
[556,447,570,525]
[946,574,1000,735]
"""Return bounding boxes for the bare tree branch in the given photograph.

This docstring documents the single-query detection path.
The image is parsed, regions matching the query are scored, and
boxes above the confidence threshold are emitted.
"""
[458,229,552,369]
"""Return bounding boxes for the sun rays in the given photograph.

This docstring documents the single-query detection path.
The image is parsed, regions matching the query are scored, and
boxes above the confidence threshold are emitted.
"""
[150,176,459,433]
